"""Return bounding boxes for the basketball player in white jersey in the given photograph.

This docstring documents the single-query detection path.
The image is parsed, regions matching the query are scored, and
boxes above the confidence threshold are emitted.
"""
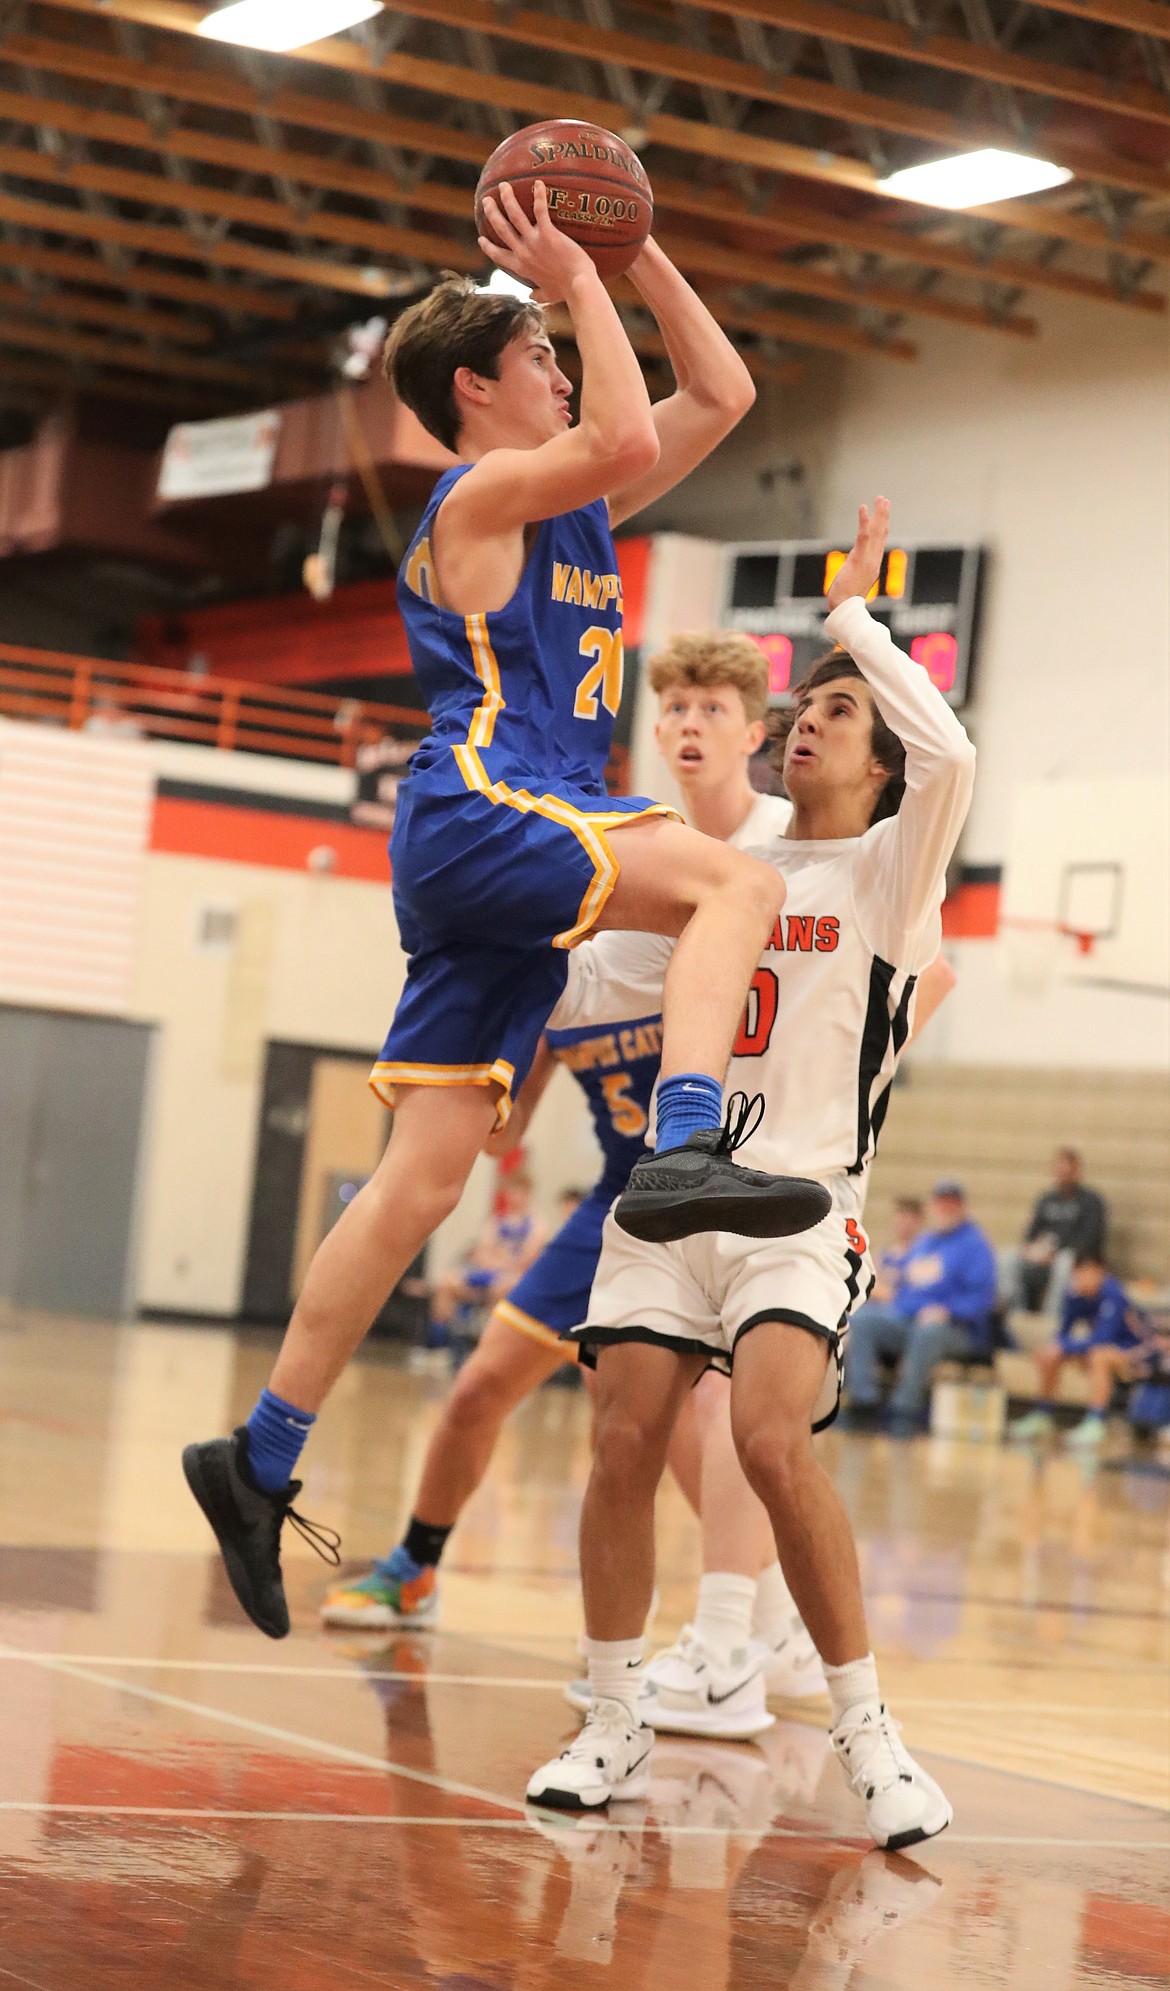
[527,498,976,1848]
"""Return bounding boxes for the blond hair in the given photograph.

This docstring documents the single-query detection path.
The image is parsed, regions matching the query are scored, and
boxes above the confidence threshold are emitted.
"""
[646,630,769,726]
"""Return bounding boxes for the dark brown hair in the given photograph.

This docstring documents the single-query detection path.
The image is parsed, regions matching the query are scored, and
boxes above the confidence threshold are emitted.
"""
[770,649,906,824]
[382,274,546,451]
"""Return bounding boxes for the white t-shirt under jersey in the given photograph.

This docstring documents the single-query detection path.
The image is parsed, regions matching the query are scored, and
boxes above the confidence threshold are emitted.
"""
[564,596,975,1185]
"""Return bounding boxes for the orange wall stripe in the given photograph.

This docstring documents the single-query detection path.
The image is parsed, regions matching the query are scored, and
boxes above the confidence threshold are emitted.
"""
[150,794,389,881]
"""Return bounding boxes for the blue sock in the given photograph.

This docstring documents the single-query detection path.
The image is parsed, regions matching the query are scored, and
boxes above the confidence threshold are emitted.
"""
[244,1388,316,1493]
[655,1071,724,1154]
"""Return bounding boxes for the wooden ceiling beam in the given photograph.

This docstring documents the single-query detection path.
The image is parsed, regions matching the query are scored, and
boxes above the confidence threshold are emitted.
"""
[0,313,261,385]
[0,238,299,319]
[0,136,937,359]
[650,227,1031,337]
[0,188,404,299]
[651,172,1166,312]
[0,270,213,344]
[690,0,1170,128]
[36,0,1170,207]
[386,0,1170,199]
[0,346,223,408]
[0,79,1037,335]
[16,17,1169,283]
[1020,0,1170,42]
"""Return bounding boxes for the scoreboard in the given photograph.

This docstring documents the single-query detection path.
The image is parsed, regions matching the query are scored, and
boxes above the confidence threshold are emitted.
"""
[720,539,986,709]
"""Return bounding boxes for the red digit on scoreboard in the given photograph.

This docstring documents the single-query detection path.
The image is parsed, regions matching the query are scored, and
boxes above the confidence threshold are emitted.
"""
[749,632,793,694]
[910,631,958,692]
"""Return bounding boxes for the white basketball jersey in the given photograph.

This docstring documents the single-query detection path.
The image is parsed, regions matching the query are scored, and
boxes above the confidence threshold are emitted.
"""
[564,597,975,1189]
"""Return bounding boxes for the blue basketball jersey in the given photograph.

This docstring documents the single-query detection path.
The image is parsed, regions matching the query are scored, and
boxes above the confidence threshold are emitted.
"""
[546,1011,663,1197]
[398,464,626,793]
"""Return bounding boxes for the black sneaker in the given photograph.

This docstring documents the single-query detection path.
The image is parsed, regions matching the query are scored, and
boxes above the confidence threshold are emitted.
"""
[614,1092,832,1245]
[182,1427,340,1640]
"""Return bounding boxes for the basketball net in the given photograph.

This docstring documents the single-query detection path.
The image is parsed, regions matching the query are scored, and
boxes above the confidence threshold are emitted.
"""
[1000,917,1097,996]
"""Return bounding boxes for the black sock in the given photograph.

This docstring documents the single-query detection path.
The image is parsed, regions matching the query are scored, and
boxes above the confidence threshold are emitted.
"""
[403,1516,453,1569]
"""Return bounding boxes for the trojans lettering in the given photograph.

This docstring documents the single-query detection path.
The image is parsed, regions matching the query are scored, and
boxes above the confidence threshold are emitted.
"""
[551,563,622,612]
[766,914,840,953]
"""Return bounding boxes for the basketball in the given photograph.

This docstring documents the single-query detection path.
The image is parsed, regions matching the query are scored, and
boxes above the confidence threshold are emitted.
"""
[474,118,653,281]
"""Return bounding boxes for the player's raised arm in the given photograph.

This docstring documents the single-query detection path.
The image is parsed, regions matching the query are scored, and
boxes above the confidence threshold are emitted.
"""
[823,499,976,956]
[441,181,659,536]
[607,240,756,529]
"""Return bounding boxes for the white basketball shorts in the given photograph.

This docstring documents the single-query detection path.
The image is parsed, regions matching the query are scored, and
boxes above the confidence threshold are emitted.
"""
[572,1175,875,1432]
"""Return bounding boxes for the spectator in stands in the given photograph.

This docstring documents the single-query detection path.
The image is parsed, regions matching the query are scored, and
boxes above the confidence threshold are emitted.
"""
[1016,1147,1107,1314]
[843,1183,998,1438]
[428,1165,546,1339]
[1009,1251,1148,1451]
[871,1197,925,1305]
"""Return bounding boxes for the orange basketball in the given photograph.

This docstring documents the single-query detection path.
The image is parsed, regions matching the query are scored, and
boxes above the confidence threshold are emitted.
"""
[475,119,653,282]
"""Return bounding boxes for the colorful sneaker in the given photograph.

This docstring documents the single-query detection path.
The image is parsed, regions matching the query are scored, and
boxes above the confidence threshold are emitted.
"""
[831,1701,952,1850]
[1007,1408,1056,1442]
[320,1548,440,1629]
[641,1626,775,1740]
[527,1698,653,1811]
[762,1618,827,1701]
[1066,1413,1107,1450]
[182,1427,340,1640]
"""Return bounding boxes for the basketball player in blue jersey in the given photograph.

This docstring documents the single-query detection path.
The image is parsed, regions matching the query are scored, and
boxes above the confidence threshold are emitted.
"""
[319,1002,663,1630]
[183,184,830,1640]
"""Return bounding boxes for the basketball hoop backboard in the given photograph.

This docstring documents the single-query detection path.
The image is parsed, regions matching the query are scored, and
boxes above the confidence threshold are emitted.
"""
[1001,777,1169,999]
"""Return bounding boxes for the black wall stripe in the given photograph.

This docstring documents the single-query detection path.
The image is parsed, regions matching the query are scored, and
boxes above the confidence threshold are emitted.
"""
[157,776,354,824]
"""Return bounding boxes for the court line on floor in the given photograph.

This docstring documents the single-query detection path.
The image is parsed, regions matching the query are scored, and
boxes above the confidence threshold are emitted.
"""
[0,1648,526,1817]
[0,1650,1162,1716]
[0,1804,1164,1850]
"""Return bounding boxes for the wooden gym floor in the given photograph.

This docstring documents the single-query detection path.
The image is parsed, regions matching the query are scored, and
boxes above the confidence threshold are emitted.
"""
[1,1311,1167,1989]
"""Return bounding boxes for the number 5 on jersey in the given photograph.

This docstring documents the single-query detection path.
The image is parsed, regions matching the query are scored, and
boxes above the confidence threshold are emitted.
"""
[574,627,624,721]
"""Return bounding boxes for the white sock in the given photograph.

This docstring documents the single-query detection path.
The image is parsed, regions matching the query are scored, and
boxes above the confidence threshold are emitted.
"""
[586,1637,644,1723]
[823,1652,881,1728]
[752,1560,798,1645]
[694,1572,757,1666]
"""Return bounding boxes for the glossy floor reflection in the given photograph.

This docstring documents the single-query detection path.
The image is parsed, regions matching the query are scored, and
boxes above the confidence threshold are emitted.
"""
[1,1312,1168,1989]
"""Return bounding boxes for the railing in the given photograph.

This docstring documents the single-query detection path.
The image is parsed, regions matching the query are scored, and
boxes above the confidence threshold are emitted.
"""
[0,642,428,767]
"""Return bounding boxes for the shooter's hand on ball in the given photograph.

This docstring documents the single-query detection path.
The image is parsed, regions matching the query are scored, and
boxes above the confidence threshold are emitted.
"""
[826,498,891,610]
[478,180,597,305]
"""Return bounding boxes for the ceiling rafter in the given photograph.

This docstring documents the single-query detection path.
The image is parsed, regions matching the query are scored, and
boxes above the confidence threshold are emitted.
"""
[0,343,227,406]
[36,0,1170,211]
[0,78,1047,336]
[0,265,213,338]
[1019,0,1170,43]
[0,233,299,314]
[10,17,1167,304]
[0,184,410,295]
[683,0,1170,126]
[0,306,289,384]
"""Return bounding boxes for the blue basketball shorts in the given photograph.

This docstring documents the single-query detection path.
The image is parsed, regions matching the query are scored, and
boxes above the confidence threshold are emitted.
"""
[371,763,676,1126]
[493,1186,618,1359]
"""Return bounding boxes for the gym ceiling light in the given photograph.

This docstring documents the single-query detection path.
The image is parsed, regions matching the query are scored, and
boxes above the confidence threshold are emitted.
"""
[198,0,382,54]
[877,148,1073,209]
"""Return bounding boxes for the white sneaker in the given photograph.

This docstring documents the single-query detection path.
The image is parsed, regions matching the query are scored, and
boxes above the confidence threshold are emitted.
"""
[1066,1413,1107,1450]
[641,1626,775,1740]
[762,1617,828,1701]
[831,1701,952,1849]
[527,1698,654,1811]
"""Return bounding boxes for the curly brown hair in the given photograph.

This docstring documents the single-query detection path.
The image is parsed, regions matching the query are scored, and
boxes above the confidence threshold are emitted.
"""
[770,649,906,823]
[646,630,770,725]
[382,274,546,452]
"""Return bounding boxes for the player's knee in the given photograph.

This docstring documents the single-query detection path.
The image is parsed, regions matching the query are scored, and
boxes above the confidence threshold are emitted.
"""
[734,1417,806,1508]
[716,848,785,927]
[592,1402,669,1496]
[445,1361,508,1435]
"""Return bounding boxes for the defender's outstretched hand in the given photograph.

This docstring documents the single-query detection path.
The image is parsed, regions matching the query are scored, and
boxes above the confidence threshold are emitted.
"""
[826,498,891,611]
[478,180,597,305]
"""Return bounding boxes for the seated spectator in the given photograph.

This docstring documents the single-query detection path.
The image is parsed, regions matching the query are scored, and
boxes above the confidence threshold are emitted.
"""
[871,1197,924,1305]
[1015,1148,1107,1314]
[429,1165,546,1338]
[1009,1252,1148,1451]
[843,1182,998,1438]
